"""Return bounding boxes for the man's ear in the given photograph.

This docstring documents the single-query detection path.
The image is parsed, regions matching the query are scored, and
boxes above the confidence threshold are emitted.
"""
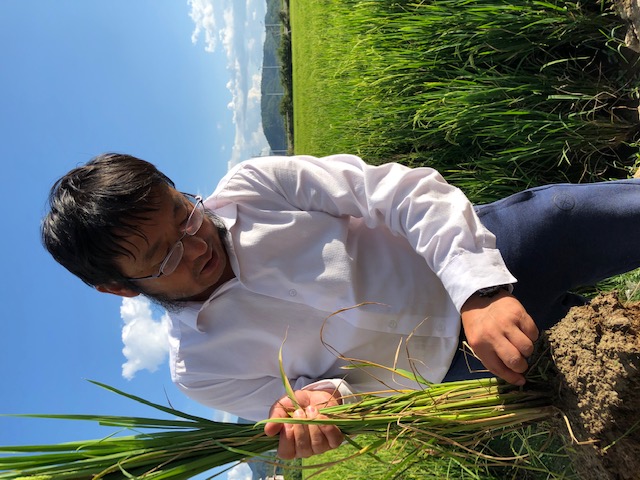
[95,283,140,298]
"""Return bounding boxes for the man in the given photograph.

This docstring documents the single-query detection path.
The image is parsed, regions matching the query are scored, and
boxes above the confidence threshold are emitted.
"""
[42,152,640,459]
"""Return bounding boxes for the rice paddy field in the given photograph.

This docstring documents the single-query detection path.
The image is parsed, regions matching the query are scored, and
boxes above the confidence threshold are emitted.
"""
[289,0,640,204]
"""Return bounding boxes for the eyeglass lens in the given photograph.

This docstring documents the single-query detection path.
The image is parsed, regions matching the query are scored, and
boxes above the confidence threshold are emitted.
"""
[159,197,204,276]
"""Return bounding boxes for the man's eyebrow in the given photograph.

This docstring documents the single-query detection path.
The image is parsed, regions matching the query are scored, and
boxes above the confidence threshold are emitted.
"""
[142,196,184,263]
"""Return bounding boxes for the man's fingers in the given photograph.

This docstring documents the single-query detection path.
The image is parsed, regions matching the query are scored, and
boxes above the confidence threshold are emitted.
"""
[484,352,527,386]
[474,338,527,386]
[319,423,344,449]
[290,408,334,459]
[264,421,282,437]
[296,406,341,458]
[506,328,536,360]
[269,396,296,416]
[306,406,343,451]
[277,423,296,460]
[270,389,344,459]
[497,334,530,372]
[517,312,539,343]
[277,409,312,459]
[503,314,538,374]
[274,406,344,459]
[291,409,313,458]
[264,402,289,437]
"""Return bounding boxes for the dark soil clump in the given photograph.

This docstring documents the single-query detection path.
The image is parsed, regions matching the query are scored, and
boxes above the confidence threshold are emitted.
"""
[536,293,640,480]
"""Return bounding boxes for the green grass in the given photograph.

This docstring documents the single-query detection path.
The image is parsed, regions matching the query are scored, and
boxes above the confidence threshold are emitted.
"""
[289,0,353,156]
[290,0,640,203]
[300,424,578,480]
[300,434,501,480]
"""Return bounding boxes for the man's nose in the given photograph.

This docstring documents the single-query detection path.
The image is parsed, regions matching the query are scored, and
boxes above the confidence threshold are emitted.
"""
[181,233,208,259]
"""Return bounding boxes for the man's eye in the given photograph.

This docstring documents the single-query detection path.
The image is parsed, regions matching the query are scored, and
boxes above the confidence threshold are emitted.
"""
[178,204,191,230]
[154,242,176,270]
[180,216,189,231]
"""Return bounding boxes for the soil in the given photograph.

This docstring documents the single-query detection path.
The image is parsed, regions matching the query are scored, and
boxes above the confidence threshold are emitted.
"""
[616,0,640,52]
[546,6,640,474]
[550,8,640,473]
[536,293,640,480]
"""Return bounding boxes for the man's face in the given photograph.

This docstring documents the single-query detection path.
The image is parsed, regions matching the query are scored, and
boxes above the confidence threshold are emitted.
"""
[115,187,233,303]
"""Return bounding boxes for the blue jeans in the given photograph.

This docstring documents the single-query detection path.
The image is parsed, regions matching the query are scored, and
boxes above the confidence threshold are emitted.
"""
[443,178,640,381]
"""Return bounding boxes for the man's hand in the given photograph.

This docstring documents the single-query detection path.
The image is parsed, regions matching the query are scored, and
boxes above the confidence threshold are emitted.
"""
[264,389,344,459]
[460,290,538,386]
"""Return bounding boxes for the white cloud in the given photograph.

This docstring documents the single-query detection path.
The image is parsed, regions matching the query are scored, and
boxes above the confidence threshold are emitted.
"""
[120,297,170,380]
[247,72,262,105]
[188,0,218,52]
[188,0,271,169]
[227,462,252,480]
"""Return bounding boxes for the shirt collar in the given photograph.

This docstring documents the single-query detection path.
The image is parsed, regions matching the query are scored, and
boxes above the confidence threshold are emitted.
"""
[172,277,241,333]
[168,202,239,333]
[204,200,238,230]
[173,302,202,331]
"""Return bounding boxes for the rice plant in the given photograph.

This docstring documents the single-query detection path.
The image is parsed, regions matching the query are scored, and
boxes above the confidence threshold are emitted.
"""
[0,378,557,479]
[290,0,640,203]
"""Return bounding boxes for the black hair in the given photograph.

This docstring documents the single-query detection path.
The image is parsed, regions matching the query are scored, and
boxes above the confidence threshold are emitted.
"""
[41,153,175,289]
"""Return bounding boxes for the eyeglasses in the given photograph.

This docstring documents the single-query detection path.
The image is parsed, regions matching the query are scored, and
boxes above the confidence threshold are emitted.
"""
[128,193,204,281]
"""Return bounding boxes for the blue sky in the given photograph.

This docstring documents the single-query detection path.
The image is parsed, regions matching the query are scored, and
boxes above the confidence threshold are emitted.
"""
[1,1,269,479]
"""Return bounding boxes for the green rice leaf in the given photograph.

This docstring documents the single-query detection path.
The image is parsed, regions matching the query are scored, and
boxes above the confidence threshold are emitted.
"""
[278,329,300,410]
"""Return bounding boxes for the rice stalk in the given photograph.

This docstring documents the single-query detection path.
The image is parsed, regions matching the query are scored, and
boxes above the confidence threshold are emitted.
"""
[0,378,556,479]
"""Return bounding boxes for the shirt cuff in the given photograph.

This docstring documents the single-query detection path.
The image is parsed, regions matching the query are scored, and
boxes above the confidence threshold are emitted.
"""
[301,378,358,405]
[439,248,518,312]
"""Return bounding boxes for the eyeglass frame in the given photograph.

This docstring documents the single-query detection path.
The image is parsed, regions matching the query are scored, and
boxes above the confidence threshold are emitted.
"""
[126,192,205,281]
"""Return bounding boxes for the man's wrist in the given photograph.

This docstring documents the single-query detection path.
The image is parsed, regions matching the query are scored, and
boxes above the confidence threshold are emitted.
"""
[475,284,511,298]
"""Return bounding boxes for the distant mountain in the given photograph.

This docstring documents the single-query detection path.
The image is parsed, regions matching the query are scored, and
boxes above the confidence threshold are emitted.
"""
[247,450,284,479]
[260,0,288,155]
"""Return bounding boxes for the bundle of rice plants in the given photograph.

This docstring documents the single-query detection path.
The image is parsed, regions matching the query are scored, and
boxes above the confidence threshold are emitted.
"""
[0,378,555,479]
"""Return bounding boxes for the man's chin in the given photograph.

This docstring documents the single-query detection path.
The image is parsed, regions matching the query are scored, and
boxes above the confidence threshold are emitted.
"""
[140,292,187,312]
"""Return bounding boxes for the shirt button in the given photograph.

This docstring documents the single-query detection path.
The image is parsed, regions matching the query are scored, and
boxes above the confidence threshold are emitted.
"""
[388,320,398,328]
[288,289,297,297]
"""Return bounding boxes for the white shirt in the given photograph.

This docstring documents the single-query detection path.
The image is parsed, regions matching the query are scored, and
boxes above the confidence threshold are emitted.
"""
[168,154,516,421]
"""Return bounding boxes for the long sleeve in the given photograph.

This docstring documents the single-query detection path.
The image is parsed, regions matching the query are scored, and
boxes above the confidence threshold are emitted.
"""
[212,154,516,310]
